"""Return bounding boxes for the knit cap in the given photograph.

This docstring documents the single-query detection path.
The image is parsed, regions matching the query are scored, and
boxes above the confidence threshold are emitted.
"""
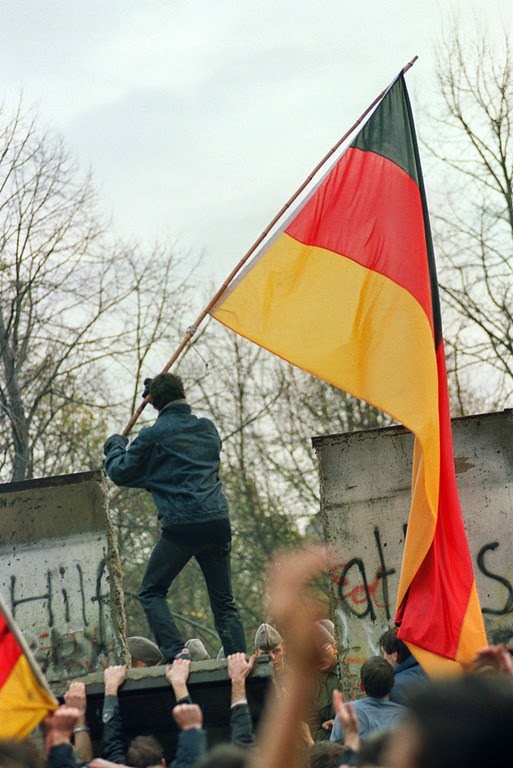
[127,636,164,666]
[315,621,336,648]
[318,619,336,638]
[254,623,283,651]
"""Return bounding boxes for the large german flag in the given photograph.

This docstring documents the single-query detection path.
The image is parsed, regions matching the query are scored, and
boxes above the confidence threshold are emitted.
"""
[0,594,57,739]
[211,73,487,672]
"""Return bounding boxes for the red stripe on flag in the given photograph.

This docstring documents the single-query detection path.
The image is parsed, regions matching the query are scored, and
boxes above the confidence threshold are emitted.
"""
[286,147,434,330]
[396,341,474,657]
[0,613,22,688]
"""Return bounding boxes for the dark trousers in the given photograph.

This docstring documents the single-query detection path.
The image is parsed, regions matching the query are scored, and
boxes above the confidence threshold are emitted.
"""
[138,520,246,661]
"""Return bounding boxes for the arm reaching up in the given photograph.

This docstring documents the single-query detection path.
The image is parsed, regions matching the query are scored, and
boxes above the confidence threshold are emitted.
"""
[44,705,81,768]
[172,704,207,768]
[227,652,257,746]
[64,681,92,764]
[248,546,328,768]
[166,658,192,703]
[102,666,128,764]
[332,689,359,753]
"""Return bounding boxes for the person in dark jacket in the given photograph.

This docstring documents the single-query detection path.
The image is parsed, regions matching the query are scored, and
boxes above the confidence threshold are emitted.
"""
[103,373,246,662]
[379,628,426,705]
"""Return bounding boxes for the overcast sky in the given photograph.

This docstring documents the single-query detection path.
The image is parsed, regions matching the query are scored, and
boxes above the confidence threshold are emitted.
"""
[1,1,511,292]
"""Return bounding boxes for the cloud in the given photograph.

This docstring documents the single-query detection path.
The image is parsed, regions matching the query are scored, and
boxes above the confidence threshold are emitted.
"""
[1,0,511,280]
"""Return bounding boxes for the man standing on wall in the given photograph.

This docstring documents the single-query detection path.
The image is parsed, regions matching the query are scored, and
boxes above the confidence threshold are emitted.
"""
[103,373,246,662]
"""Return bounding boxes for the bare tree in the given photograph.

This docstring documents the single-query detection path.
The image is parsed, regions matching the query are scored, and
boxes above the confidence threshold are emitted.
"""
[0,100,121,479]
[425,25,513,408]
[0,99,196,481]
[265,366,392,520]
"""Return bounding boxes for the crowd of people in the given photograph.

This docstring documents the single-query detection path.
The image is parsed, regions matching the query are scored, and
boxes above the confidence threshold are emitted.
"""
[4,377,512,766]
[3,545,513,768]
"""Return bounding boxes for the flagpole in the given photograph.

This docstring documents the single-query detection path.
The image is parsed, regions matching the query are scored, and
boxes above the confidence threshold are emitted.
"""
[122,56,418,435]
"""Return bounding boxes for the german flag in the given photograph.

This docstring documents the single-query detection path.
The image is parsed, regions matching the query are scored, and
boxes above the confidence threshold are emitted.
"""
[0,593,57,739]
[211,73,487,672]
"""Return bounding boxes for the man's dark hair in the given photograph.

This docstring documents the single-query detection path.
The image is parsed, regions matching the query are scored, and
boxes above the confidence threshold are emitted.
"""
[379,627,411,663]
[195,743,250,768]
[147,373,186,410]
[407,675,513,768]
[0,741,42,768]
[360,655,395,698]
[126,735,164,767]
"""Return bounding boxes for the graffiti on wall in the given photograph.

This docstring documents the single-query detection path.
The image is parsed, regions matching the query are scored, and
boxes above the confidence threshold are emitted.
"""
[315,411,513,698]
[0,471,126,682]
[6,556,119,679]
[332,526,397,622]
[331,525,513,651]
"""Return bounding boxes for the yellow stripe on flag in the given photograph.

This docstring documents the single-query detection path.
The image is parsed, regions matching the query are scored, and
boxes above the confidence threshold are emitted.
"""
[213,232,441,567]
[0,654,57,739]
[455,583,489,664]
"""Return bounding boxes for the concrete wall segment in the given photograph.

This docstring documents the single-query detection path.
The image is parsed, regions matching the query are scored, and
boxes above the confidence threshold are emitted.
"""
[0,470,128,683]
[313,409,513,696]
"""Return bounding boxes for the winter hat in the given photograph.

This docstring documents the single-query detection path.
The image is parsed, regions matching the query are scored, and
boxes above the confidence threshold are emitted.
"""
[318,619,336,638]
[254,623,283,651]
[127,636,164,666]
[315,621,336,648]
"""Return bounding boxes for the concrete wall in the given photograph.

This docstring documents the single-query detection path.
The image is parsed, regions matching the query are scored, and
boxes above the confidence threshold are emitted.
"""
[313,409,513,696]
[73,659,271,760]
[0,471,127,683]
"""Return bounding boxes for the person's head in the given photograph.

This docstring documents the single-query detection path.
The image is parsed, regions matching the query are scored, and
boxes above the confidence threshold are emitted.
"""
[254,623,286,674]
[317,618,335,637]
[195,743,250,768]
[145,373,186,411]
[308,741,348,768]
[385,675,513,768]
[360,656,395,698]
[315,621,338,673]
[379,628,410,668]
[126,736,165,768]
[127,636,164,668]
[0,741,42,768]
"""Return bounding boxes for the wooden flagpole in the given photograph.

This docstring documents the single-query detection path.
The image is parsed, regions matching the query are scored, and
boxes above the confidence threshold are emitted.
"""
[122,56,418,435]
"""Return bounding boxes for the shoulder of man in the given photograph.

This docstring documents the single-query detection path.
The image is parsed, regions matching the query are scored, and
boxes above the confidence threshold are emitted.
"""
[352,696,372,712]
[129,423,158,444]
[190,414,222,439]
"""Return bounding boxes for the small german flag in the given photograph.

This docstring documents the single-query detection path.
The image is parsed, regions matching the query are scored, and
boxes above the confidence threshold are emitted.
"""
[211,72,487,673]
[0,593,57,739]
